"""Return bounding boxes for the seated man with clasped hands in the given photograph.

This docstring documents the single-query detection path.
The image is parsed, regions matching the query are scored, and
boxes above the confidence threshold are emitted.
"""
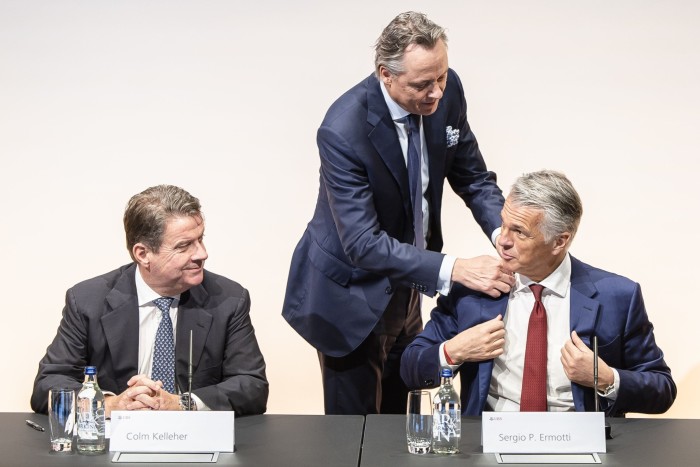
[401,170,675,416]
[31,184,268,416]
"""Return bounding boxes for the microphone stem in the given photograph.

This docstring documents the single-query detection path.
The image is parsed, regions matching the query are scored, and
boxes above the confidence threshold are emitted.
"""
[593,335,599,413]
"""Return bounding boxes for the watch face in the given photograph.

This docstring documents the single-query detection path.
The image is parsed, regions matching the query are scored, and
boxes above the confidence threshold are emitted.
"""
[180,394,196,411]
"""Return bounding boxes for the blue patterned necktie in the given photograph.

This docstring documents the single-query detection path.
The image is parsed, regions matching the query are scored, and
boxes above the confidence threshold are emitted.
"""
[151,297,175,393]
[403,114,424,249]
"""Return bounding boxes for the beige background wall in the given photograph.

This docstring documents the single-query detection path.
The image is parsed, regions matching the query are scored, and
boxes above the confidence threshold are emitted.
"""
[1,0,698,417]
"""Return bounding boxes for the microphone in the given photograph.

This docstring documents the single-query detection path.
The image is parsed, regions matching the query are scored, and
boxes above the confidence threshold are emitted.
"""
[188,330,193,411]
[593,336,599,412]
[593,336,612,439]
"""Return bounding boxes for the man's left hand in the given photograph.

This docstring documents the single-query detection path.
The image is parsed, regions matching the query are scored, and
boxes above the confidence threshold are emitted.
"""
[561,331,614,390]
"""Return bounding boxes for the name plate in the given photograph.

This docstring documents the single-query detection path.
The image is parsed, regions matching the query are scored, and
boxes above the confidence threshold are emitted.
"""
[482,412,605,453]
[110,411,234,453]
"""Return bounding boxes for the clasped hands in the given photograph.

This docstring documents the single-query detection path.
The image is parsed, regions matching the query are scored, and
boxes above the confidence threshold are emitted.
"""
[445,321,614,390]
[105,375,180,417]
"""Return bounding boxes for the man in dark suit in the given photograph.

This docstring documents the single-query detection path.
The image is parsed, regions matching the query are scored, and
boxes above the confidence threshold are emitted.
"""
[32,185,268,416]
[282,11,514,415]
[401,170,676,416]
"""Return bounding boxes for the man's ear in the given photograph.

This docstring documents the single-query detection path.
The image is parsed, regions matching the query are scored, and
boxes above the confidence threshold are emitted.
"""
[552,232,572,255]
[132,243,150,267]
[379,66,392,86]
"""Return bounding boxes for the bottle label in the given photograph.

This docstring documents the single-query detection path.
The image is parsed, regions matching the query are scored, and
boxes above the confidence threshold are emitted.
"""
[77,412,99,439]
[433,413,460,441]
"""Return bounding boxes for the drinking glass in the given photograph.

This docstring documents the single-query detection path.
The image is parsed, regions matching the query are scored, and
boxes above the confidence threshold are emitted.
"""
[406,389,432,454]
[49,388,75,452]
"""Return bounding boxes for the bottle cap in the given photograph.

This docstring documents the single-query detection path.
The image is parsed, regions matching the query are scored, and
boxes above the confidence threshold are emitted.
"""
[85,366,97,375]
[441,368,453,378]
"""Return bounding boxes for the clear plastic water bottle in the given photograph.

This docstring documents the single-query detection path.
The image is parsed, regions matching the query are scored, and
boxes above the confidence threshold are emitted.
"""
[432,367,461,454]
[76,366,106,454]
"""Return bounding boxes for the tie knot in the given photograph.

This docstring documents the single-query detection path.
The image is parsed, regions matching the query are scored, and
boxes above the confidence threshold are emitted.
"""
[529,284,544,302]
[153,297,174,314]
[407,113,420,134]
[398,114,421,134]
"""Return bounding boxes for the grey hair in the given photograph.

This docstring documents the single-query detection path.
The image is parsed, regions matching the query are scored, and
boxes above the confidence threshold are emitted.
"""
[374,11,447,77]
[124,184,202,260]
[509,170,583,243]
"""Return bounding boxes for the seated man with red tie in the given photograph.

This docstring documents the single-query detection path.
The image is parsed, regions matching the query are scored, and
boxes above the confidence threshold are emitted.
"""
[400,170,676,416]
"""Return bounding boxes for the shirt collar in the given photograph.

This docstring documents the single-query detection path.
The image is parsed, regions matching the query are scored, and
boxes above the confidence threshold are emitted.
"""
[379,80,411,121]
[514,253,571,298]
[134,266,180,307]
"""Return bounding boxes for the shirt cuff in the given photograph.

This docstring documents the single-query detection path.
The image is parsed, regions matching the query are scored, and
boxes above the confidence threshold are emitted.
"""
[191,392,210,411]
[439,342,461,371]
[437,255,457,296]
[491,227,502,245]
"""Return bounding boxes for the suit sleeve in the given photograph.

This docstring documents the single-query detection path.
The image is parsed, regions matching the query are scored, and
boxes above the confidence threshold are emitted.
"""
[31,288,89,414]
[444,71,504,237]
[192,289,269,415]
[401,294,461,389]
[605,283,676,415]
[317,125,444,295]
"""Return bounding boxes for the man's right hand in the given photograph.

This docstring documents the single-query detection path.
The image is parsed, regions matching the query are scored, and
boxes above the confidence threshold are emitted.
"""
[451,255,514,297]
[444,315,506,364]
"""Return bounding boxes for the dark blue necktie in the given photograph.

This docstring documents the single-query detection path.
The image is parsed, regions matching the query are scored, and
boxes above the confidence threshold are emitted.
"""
[404,114,424,249]
[151,297,175,393]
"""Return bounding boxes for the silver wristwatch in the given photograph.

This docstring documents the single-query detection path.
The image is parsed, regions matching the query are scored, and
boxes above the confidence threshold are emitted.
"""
[179,392,197,411]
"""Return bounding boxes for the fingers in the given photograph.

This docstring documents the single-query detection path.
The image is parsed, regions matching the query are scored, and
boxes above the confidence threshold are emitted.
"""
[128,375,163,392]
[127,374,152,387]
[570,331,591,353]
[453,256,515,297]
[482,314,504,329]
[131,393,161,410]
[451,315,507,362]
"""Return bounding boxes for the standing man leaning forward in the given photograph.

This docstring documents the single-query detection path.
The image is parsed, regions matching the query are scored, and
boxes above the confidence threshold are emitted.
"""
[282,11,514,415]
[401,170,676,415]
[32,185,268,416]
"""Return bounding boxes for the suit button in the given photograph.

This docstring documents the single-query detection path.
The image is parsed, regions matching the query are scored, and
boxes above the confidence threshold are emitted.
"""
[385,286,393,294]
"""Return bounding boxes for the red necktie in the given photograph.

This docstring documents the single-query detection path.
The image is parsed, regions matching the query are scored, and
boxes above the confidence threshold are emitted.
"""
[520,284,547,411]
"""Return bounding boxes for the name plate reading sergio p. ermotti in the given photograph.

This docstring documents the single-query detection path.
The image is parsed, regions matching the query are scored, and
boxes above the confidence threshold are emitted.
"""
[482,412,605,454]
[110,411,235,453]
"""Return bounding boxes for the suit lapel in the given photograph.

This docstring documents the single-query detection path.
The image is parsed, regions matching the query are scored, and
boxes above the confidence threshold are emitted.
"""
[568,257,600,346]
[423,105,447,213]
[568,257,600,411]
[102,264,140,385]
[477,294,509,406]
[175,283,212,392]
[366,75,412,218]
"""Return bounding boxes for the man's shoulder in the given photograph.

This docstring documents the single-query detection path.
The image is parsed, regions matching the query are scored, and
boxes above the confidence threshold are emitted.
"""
[200,269,247,299]
[70,263,135,294]
[321,74,377,126]
[571,256,639,292]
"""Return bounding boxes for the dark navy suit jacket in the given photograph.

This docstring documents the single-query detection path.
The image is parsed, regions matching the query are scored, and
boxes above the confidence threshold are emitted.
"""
[401,256,676,416]
[31,263,269,415]
[282,70,504,357]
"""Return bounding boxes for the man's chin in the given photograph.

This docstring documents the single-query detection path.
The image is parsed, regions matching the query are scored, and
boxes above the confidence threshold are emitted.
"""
[183,269,204,284]
[418,103,439,115]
